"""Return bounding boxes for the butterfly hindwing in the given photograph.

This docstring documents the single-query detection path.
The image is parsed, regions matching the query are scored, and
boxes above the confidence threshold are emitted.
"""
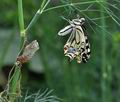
[85,35,91,59]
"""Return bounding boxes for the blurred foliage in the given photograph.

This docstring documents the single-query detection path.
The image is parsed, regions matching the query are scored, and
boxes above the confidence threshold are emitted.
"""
[0,0,120,102]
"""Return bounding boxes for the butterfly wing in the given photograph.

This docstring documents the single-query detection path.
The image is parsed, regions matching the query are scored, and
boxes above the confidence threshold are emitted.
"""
[75,26,86,63]
[58,17,91,63]
[80,35,91,63]
[75,26,86,47]
[85,35,91,59]
[58,25,73,36]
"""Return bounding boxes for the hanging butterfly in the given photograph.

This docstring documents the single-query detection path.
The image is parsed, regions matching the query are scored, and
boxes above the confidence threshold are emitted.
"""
[58,17,91,63]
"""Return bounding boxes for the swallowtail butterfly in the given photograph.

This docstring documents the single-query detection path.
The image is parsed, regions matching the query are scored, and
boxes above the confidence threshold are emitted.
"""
[58,17,91,63]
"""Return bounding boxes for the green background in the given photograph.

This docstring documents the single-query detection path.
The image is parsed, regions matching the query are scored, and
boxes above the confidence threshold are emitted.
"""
[0,0,120,102]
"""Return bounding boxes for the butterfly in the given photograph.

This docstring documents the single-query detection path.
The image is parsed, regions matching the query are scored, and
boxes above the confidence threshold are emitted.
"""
[58,17,91,63]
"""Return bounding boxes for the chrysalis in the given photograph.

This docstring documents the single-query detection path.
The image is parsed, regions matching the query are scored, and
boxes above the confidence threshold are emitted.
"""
[17,40,39,64]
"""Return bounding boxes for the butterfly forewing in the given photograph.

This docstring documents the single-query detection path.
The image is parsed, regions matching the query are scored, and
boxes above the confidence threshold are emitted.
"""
[58,25,73,36]
[66,28,75,45]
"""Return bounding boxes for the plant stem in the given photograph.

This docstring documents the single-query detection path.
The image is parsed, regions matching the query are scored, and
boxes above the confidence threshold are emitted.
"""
[26,0,104,32]
[25,0,50,32]
[25,9,41,32]
[18,0,26,52]
[18,0,25,36]
[99,1,110,102]
[18,0,26,55]
[9,0,25,102]
[101,7,107,102]
[9,66,21,102]
[40,0,47,11]
[43,1,104,13]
